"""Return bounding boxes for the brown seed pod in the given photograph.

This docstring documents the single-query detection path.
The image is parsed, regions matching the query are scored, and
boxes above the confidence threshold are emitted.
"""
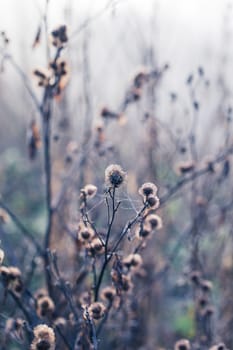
[105,164,126,188]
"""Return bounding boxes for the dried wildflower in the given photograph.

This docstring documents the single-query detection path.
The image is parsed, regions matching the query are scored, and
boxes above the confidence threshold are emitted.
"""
[34,288,48,300]
[121,275,133,292]
[200,279,213,293]
[190,270,201,285]
[174,339,191,350]
[5,318,25,341]
[111,269,120,284]
[90,238,104,256]
[87,302,106,320]
[145,213,163,230]
[0,266,23,294]
[100,286,116,302]
[0,266,21,288]
[111,264,133,292]
[11,278,24,295]
[209,343,227,350]
[53,317,67,328]
[125,87,142,105]
[79,291,91,307]
[51,25,68,47]
[100,107,119,119]
[50,58,68,76]
[200,305,215,317]
[0,249,4,265]
[78,223,95,244]
[81,184,97,199]
[49,58,70,98]
[33,68,51,87]
[28,120,41,160]
[176,161,195,175]
[66,141,79,154]
[80,184,97,209]
[131,87,142,101]
[36,295,55,318]
[146,195,160,209]
[5,317,24,334]
[94,123,106,149]
[105,164,126,188]
[138,182,158,198]
[197,296,208,310]
[8,267,21,280]
[31,324,55,350]
[133,71,147,88]
[135,223,152,240]
[122,254,143,270]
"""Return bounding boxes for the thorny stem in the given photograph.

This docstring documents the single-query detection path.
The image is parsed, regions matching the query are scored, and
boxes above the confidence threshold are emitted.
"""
[97,302,112,336]
[42,86,54,299]
[81,202,105,246]
[94,202,147,301]
[94,258,109,302]
[56,325,73,350]
[92,257,97,291]
[104,187,118,260]
[90,318,98,350]
[9,291,33,325]
[52,252,79,322]
[94,187,119,301]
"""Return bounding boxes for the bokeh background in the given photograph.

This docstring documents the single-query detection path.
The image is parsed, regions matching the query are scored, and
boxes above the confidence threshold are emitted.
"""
[1,1,233,349]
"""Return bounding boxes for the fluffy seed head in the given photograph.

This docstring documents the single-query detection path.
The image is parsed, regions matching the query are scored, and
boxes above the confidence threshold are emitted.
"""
[53,317,67,328]
[209,343,227,350]
[105,164,126,188]
[174,339,191,350]
[190,270,201,285]
[87,302,106,320]
[90,238,105,255]
[138,182,158,198]
[146,195,160,209]
[176,161,195,175]
[145,214,163,230]
[200,279,213,293]
[136,223,152,240]
[36,296,55,318]
[78,223,95,243]
[122,254,143,269]
[121,275,133,292]
[51,25,68,47]
[82,184,97,198]
[100,286,116,302]
[31,324,55,350]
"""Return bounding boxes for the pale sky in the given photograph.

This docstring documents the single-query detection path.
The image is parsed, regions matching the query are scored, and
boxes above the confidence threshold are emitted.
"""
[0,0,232,149]
[1,0,232,111]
